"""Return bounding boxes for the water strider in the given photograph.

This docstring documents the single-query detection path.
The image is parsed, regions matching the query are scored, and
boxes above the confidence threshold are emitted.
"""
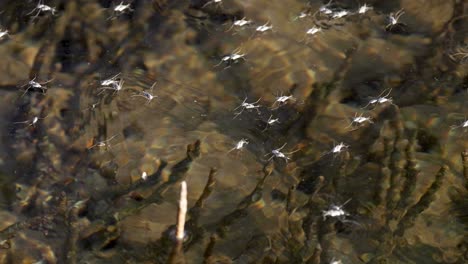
[0,0,466,263]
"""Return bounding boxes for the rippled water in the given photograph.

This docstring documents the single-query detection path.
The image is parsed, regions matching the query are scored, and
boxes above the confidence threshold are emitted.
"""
[0,0,467,263]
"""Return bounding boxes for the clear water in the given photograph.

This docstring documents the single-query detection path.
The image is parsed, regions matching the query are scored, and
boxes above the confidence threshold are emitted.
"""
[0,0,466,263]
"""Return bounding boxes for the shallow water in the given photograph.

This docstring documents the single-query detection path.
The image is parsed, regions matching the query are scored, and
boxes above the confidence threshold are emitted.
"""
[0,0,467,263]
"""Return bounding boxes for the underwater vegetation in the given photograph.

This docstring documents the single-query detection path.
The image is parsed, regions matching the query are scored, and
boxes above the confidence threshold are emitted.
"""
[0,0,466,263]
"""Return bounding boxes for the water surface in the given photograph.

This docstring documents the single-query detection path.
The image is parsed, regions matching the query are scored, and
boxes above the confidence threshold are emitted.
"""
[0,0,466,263]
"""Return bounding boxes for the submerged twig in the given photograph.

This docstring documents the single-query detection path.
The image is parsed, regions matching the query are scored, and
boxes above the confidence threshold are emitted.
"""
[167,181,187,264]
[462,150,468,189]
[176,181,188,241]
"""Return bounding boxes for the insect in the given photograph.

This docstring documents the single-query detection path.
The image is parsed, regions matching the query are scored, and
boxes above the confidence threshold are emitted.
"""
[13,115,48,127]
[255,21,273,33]
[265,143,299,162]
[302,26,323,42]
[386,9,405,32]
[114,2,133,13]
[215,48,247,69]
[358,3,372,14]
[87,134,120,150]
[450,119,468,130]
[233,97,262,118]
[271,93,295,109]
[262,115,280,131]
[132,91,156,104]
[226,17,253,32]
[98,78,125,95]
[132,82,157,104]
[292,11,310,21]
[330,258,343,264]
[250,21,274,39]
[306,26,322,36]
[21,77,53,96]
[108,1,133,19]
[330,257,343,264]
[317,0,334,15]
[331,10,349,19]
[202,0,223,9]
[141,171,148,181]
[322,198,351,220]
[331,142,349,154]
[362,88,394,109]
[100,73,121,87]
[346,112,373,130]
[26,0,57,19]
[227,138,249,154]
[0,29,9,39]
[320,141,349,159]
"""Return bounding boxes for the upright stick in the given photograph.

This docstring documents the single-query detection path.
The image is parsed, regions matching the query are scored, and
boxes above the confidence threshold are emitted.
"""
[167,181,188,264]
[176,181,188,241]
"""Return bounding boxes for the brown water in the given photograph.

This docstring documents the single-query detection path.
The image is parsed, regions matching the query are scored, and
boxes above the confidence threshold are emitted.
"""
[0,0,467,263]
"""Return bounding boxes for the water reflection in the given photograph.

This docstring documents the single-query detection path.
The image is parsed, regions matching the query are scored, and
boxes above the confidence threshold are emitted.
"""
[0,0,466,263]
